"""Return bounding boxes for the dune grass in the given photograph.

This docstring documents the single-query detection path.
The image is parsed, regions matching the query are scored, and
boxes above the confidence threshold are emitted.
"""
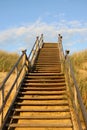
[0,50,19,72]
[70,50,87,109]
[70,50,87,67]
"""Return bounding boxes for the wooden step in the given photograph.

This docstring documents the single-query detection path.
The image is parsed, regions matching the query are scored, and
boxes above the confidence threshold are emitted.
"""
[35,62,61,64]
[10,115,71,120]
[36,62,60,64]
[18,90,66,95]
[13,108,70,112]
[37,56,60,58]
[36,61,60,63]
[24,79,65,83]
[38,53,59,55]
[33,71,61,73]
[34,65,61,68]
[28,72,64,76]
[34,67,61,70]
[38,57,59,59]
[20,87,66,91]
[15,101,68,106]
[26,76,65,79]
[40,48,58,50]
[34,68,61,71]
[6,123,72,128]
[39,49,59,51]
[22,82,66,86]
[19,93,66,97]
[34,69,61,71]
[17,96,67,100]
[34,70,61,72]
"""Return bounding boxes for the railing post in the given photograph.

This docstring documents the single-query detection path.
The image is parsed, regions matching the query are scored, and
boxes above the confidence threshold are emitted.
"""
[25,56,29,72]
[22,49,27,75]
[58,34,62,55]
[15,66,18,91]
[39,34,43,48]
[36,36,39,51]
[34,36,39,62]
[58,34,65,72]
[32,36,39,67]
[0,87,4,128]
[74,86,78,108]
[58,34,62,44]
[65,50,71,88]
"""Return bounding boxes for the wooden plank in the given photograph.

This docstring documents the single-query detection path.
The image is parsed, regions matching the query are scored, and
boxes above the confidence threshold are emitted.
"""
[22,82,66,86]
[17,97,67,101]
[15,102,69,106]
[24,79,65,83]
[25,73,64,77]
[20,87,66,91]
[13,108,70,112]
[18,92,66,96]
[6,123,73,128]
[18,91,66,95]
[10,115,71,120]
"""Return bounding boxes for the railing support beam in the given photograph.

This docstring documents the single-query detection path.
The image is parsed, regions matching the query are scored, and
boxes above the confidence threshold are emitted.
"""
[22,49,27,74]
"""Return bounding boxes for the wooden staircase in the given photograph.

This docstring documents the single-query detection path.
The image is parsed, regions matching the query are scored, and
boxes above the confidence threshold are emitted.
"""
[3,43,74,130]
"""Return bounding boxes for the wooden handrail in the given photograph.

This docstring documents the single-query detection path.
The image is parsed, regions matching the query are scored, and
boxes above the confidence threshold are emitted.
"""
[28,34,43,67]
[65,56,87,129]
[58,35,87,129]
[0,34,44,128]
[0,50,28,127]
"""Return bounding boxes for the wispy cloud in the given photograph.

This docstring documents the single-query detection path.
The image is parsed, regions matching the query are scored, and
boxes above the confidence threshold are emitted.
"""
[0,19,87,53]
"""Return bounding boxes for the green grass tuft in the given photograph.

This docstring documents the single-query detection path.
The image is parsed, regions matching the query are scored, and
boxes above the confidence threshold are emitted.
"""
[0,50,19,72]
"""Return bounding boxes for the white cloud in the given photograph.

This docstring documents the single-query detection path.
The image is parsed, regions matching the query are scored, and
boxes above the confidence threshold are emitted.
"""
[0,19,87,53]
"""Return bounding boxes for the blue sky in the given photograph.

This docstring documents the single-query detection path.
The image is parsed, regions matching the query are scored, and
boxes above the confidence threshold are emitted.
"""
[0,0,87,54]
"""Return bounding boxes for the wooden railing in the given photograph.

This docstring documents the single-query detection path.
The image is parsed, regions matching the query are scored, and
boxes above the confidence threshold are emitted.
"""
[58,38,87,129]
[58,34,65,73]
[0,51,28,128]
[0,34,43,129]
[65,56,87,130]
[28,34,43,67]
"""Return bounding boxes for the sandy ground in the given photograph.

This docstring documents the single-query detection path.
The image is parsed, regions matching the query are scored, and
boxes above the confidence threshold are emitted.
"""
[0,72,8,85]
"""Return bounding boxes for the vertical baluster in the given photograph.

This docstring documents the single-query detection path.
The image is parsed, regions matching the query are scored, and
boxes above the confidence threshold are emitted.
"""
[74,86,78,108]
[0,86,4,128]
[40,34,43,48]
[22,50,27,75]
[36,36,39,57]
[25,55,29,72]
[36,36,39,54]
[15,66,18,91]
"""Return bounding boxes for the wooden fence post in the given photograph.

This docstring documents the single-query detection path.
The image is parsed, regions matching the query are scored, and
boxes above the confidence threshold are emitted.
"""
[22,50,27,75]
[15,66,18,91]
[36,36,39,55]
[39,34,43,48]
[0,87,4,128]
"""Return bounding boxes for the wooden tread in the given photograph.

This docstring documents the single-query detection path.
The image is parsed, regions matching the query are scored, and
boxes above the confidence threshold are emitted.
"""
[10,115,71,120]
[6,123,73,128]
[13,108,70,112]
